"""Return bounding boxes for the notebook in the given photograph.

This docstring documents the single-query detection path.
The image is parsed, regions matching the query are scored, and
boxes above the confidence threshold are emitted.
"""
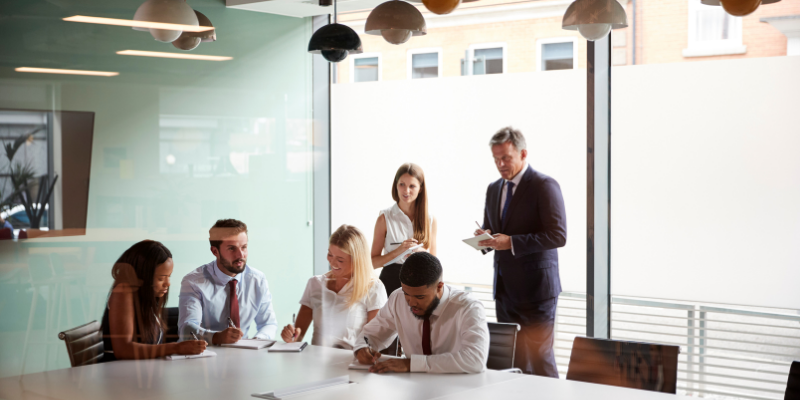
[348,355,400,370]
[166,350,217,361]
[268,342,308,352]
[462,232,494,251]
[252,375,351,399]
[383,244,423,266]
[220,339,276,350]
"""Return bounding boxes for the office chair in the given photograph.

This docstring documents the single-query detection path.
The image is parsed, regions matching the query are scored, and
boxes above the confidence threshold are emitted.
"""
[0,228,12,240]
[786,361,800,400]
[58,320,105,367]
[487,322,522,373]
[164,307,180,343]
[566,336,680,393]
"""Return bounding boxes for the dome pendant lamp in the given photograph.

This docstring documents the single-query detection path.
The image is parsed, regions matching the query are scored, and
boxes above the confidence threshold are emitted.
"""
[422,0,461,15]
[562,0,628,41]
[133,0,199,43]
[172,10,216,51]
[366,0,427,45]
[308,0,363,63]
[701,0,777,16]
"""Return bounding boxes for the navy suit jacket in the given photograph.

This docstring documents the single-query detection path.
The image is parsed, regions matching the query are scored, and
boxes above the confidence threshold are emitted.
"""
[482,165,566,304]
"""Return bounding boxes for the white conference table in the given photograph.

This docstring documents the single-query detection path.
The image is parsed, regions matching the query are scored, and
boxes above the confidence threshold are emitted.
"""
[0,345,690,400]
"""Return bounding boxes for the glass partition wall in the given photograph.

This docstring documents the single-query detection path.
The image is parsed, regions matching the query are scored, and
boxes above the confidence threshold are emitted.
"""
[0,0,314,377]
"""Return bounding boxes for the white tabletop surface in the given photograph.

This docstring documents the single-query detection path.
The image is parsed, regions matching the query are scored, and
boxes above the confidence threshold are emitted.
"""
[0,345,691,400]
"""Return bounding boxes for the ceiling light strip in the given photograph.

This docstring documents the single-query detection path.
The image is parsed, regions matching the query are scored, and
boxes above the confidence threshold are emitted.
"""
[116,50,232,61]
[15,67,119,77]
[63,15,213,32]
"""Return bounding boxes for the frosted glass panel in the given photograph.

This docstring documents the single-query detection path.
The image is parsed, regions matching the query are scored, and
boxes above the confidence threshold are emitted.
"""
[0,1,313,377]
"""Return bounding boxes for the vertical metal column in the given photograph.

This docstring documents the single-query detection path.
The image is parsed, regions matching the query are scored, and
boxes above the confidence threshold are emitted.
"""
[586,34,612,339]
[312,15,332,276]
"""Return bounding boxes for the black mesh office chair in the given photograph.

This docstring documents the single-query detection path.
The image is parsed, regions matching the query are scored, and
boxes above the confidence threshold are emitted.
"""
[487,322,522,373]
[58,320,105,367]
[786,361,800,400]
[164,307,180,343]
[567,336,680,394]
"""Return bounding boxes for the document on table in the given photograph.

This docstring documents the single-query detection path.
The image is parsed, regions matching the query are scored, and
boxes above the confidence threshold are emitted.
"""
[462,232,495,250]
[252,375,352,399]
[268,342,308,352]
[165,350,217,361]
[383,244,423,266]
[220,339,275,350]
[348,355,401,370]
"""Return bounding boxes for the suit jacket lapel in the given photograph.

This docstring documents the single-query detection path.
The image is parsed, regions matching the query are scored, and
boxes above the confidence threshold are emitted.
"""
[501,166,534,232]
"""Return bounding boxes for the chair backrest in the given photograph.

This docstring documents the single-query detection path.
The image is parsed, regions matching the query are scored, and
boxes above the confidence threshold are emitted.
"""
[18,230,28,239]
[487,322,520,370]
[567,336,680,394]
[786,361,800,400]
[0,228,11,240]
[58,320,104,367]
[164,307,180,343]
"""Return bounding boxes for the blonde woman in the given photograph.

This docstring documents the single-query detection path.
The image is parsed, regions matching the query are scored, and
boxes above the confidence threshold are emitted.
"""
[281,225,387,349]
[372,163,438,297]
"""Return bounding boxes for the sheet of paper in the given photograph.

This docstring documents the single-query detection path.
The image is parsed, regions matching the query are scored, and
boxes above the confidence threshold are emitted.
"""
[348,355,400,370]
[383,244,423,266]
[252,375,351,399]
[220,339,275,350]
[268,342,308,352]
[165,349,217,361]
[462,232,495,251]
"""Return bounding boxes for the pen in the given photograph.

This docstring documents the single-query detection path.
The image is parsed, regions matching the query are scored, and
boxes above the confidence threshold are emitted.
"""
[191,332,200,341]
[228,317,236,329]
[292,313,297,339]
[475,221,483,230]
[364,337,377,366]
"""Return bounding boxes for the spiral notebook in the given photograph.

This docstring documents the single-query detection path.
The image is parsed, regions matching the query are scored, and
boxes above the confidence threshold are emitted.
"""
[220,339,275,350]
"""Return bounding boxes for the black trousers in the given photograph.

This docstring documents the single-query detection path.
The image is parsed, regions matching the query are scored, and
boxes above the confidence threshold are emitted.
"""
[378,263,402,355]
[495,278,559,378]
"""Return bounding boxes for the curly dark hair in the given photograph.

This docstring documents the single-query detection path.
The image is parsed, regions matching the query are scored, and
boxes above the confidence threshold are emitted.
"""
[399,252,442,288]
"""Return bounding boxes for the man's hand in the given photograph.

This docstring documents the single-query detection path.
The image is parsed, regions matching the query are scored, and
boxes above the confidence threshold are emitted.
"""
[478,233,512,251]
[473,228,491,236]
[355,347,381,365]
[369,358,411,373]
[212,327,243,345]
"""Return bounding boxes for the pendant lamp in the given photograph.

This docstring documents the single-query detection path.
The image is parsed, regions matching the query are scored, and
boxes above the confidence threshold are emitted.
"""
[701,0,779,5]
[562,0,628,41]
[172,10,216,51]
[134,0,199,43]
[366,0,427,45]
[421,0,461,15]
[702,0,775,16]
[308,0,363,62]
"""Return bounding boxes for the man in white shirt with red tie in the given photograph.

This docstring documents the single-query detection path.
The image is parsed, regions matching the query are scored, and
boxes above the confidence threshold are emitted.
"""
[354,252,489,373]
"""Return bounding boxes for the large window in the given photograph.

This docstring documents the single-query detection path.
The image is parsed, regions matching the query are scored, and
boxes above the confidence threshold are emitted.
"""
[537,38,577,71]
[684,0,744,57]
[408,49,441,79]
[351,54,381,83]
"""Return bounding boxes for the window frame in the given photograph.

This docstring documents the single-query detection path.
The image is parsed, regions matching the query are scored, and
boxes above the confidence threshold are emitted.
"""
[349,53,382,83]
[536,37,579,72]
[406,47,443,80]
[467,42,507,76]
[683,0,746,57]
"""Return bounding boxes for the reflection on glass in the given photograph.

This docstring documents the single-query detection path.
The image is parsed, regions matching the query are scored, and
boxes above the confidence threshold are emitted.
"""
[473,48,503,75]
[412,53,438,79]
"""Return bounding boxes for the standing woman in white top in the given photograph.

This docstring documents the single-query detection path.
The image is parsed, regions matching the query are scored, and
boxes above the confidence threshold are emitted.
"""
[281,225,387,349]
[371,163,438,297]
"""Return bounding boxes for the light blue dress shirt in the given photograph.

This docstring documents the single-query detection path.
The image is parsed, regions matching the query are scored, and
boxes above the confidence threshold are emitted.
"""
[178,260,278,342]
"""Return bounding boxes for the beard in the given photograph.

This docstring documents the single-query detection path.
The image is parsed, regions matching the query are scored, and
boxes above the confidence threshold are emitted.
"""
[411,295,441,320]
[219,254,246,275]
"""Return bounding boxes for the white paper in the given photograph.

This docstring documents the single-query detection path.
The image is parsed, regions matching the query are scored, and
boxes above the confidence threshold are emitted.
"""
[383,244,423,266]
[165,349,217,360]
[348,355,400,370]
[268,342,308,352]
[462,232,494,250]
[220,338,275,350]
[252,375,350,399]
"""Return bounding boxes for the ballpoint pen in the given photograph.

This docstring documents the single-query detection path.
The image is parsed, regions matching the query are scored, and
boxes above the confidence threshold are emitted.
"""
[291,313,297,340]
[364,337,377,366]
[191,332,200,341]
[228,317,236,328]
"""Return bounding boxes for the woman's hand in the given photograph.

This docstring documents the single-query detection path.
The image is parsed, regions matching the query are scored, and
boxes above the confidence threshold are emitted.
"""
[175,340,207,355]
[281,324,301,343]
[398,238,418,252]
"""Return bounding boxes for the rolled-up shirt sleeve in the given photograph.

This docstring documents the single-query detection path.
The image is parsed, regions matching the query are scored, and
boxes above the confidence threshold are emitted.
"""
[254,282,278,339]
[178,278,218,343]
[409,303,490,374]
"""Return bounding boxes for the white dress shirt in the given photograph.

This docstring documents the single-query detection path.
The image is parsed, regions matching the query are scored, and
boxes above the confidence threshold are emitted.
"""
[300,274,387,349]
[499,163,528,256]
[178,260,278,342]
[354,285,490,374]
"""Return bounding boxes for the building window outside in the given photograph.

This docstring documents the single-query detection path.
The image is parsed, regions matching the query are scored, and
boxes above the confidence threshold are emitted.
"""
[537,38,577,71]
[684,0,745,57]
[467,43,506,75]
[407,48,442,79]
[350,54,381,83]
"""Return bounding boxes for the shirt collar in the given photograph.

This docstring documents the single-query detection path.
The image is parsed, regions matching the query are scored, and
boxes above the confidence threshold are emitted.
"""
[209,260,245,285]
[431,285,451,318]
[505,163,528,186]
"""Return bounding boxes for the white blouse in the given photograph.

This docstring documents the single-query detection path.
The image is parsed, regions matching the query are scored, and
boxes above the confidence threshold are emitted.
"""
[380,203,432,264]
[299,273,387,350]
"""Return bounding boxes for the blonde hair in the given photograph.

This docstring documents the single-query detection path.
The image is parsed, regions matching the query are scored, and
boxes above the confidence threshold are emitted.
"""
[391,163,431,248]
[329,225,376,307]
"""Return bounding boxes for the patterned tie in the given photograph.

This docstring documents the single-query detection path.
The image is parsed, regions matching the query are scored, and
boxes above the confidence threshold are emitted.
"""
[229,279,240,328]
[501,181,515,226]
[422,316,432,356]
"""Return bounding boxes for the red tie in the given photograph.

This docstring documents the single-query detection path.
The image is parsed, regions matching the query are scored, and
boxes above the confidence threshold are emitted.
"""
[229,279,240,328]
[422,316,432,355]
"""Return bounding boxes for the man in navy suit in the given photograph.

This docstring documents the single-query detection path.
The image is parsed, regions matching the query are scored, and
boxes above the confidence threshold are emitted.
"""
[475,127,566,377]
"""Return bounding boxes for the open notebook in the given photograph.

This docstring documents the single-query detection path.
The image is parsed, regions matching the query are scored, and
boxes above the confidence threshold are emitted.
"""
[166,350,217,361]
[220,339,276,350]
[383,244,423,266]
[268,342,308,352]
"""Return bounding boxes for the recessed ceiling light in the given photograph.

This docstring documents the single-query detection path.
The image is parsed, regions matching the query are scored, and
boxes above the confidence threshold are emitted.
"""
[63,15,213,33]
[116,50,232,61]
[15,67,119,77]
